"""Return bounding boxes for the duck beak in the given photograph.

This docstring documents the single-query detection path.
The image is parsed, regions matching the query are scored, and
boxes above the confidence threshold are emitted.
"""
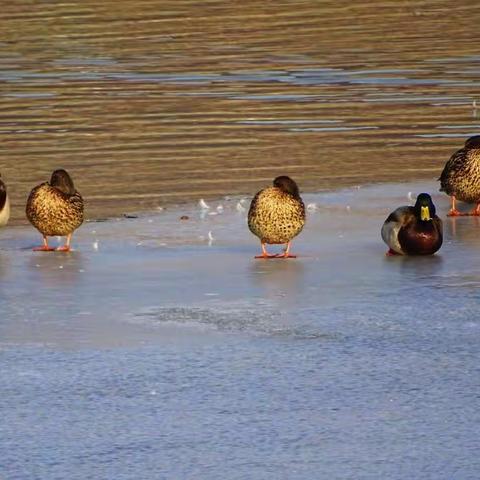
[421,206,431,221]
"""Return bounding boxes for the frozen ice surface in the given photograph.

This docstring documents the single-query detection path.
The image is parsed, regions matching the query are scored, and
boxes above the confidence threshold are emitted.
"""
[1,181,480,479]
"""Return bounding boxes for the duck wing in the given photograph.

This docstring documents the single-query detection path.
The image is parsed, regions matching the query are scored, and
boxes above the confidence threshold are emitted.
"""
[439,147,466,193]
[384,206,415,226]
[381,206,415,254]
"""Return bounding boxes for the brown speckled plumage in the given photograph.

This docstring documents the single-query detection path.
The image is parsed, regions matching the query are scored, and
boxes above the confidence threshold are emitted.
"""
[439,137,480,203]
[26,176,84,237]
[248,182,305,245]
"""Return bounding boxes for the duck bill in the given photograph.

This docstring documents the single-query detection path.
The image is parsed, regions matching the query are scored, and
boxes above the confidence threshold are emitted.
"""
[421,206,431,221]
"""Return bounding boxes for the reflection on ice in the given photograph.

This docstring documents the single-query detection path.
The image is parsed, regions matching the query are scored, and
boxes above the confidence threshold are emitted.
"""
[26,251,85,288]
[249,257,306,302]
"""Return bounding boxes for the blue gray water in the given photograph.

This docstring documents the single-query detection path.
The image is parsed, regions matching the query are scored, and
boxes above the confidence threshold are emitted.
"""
[1,182,480,479]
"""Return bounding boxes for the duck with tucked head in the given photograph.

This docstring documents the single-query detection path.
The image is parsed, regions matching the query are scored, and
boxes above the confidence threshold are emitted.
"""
[381,193,443,256]
[0,175,10,227]
[248,175,305,258]
[439,135,480,216]
[26,169,84,252]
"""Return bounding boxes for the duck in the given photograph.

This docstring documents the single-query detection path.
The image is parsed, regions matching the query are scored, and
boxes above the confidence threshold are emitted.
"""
[381,193,443,256]
[248,175,305,258]
[0,175,10,227]
[26,169,84,252]
[439,135,480,216]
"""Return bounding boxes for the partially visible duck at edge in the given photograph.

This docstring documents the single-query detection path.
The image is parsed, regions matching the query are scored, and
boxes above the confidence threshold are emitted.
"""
[439,135,480,216]
[381,193,443,256]
[0,174,10,227]
[248,175,305,259]
[26,169,84,252]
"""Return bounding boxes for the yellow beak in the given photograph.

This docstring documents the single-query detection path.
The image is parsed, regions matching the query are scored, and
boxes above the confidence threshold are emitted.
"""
[420,206,431,221]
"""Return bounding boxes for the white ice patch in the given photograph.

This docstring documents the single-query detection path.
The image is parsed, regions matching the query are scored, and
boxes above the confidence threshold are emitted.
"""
[198,199,210,210]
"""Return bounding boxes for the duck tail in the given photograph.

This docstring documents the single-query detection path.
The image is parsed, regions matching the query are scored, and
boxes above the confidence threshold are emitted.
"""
[438,172,447,191]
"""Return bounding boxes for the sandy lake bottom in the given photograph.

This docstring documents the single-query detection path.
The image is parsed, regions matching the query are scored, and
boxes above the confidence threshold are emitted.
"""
[1,181,480,479]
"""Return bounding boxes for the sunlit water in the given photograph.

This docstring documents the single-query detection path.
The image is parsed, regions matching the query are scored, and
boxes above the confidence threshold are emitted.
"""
[2,1,480,222]
[1,182,480,479]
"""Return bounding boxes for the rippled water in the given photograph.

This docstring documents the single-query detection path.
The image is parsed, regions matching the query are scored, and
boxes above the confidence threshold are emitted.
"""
[2,1,480,222]
[2,182,480,478]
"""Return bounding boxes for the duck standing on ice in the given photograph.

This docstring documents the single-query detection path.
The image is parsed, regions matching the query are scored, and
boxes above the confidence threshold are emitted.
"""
[248,176,305,259]
[26,169,84,252]
[439,135,480,216]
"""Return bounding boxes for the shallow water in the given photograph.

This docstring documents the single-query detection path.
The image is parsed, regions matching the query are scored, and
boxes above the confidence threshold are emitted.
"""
[2,1,480,222]
[2,181,480,479]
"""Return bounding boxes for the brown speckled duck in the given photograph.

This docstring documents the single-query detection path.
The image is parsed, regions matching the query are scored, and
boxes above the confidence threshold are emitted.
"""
[381,193,443,256]
[26,169,84,252]
[0,175,10,227]
[248,176,305,259]
[439,135,480,216]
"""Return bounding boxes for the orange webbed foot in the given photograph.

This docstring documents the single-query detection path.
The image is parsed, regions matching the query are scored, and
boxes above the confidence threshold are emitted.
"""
[467,206,480,216]
[254,253,281,259]
[447,209,464,217]
[56,245,71,252]
[33,246,56,252]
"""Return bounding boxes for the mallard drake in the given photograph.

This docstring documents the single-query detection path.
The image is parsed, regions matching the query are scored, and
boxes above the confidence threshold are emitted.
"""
[26,169,84,252]
[439,135,480,216]
[248,176,305,258]
[0,175,10,227]
[381,193,442,256]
